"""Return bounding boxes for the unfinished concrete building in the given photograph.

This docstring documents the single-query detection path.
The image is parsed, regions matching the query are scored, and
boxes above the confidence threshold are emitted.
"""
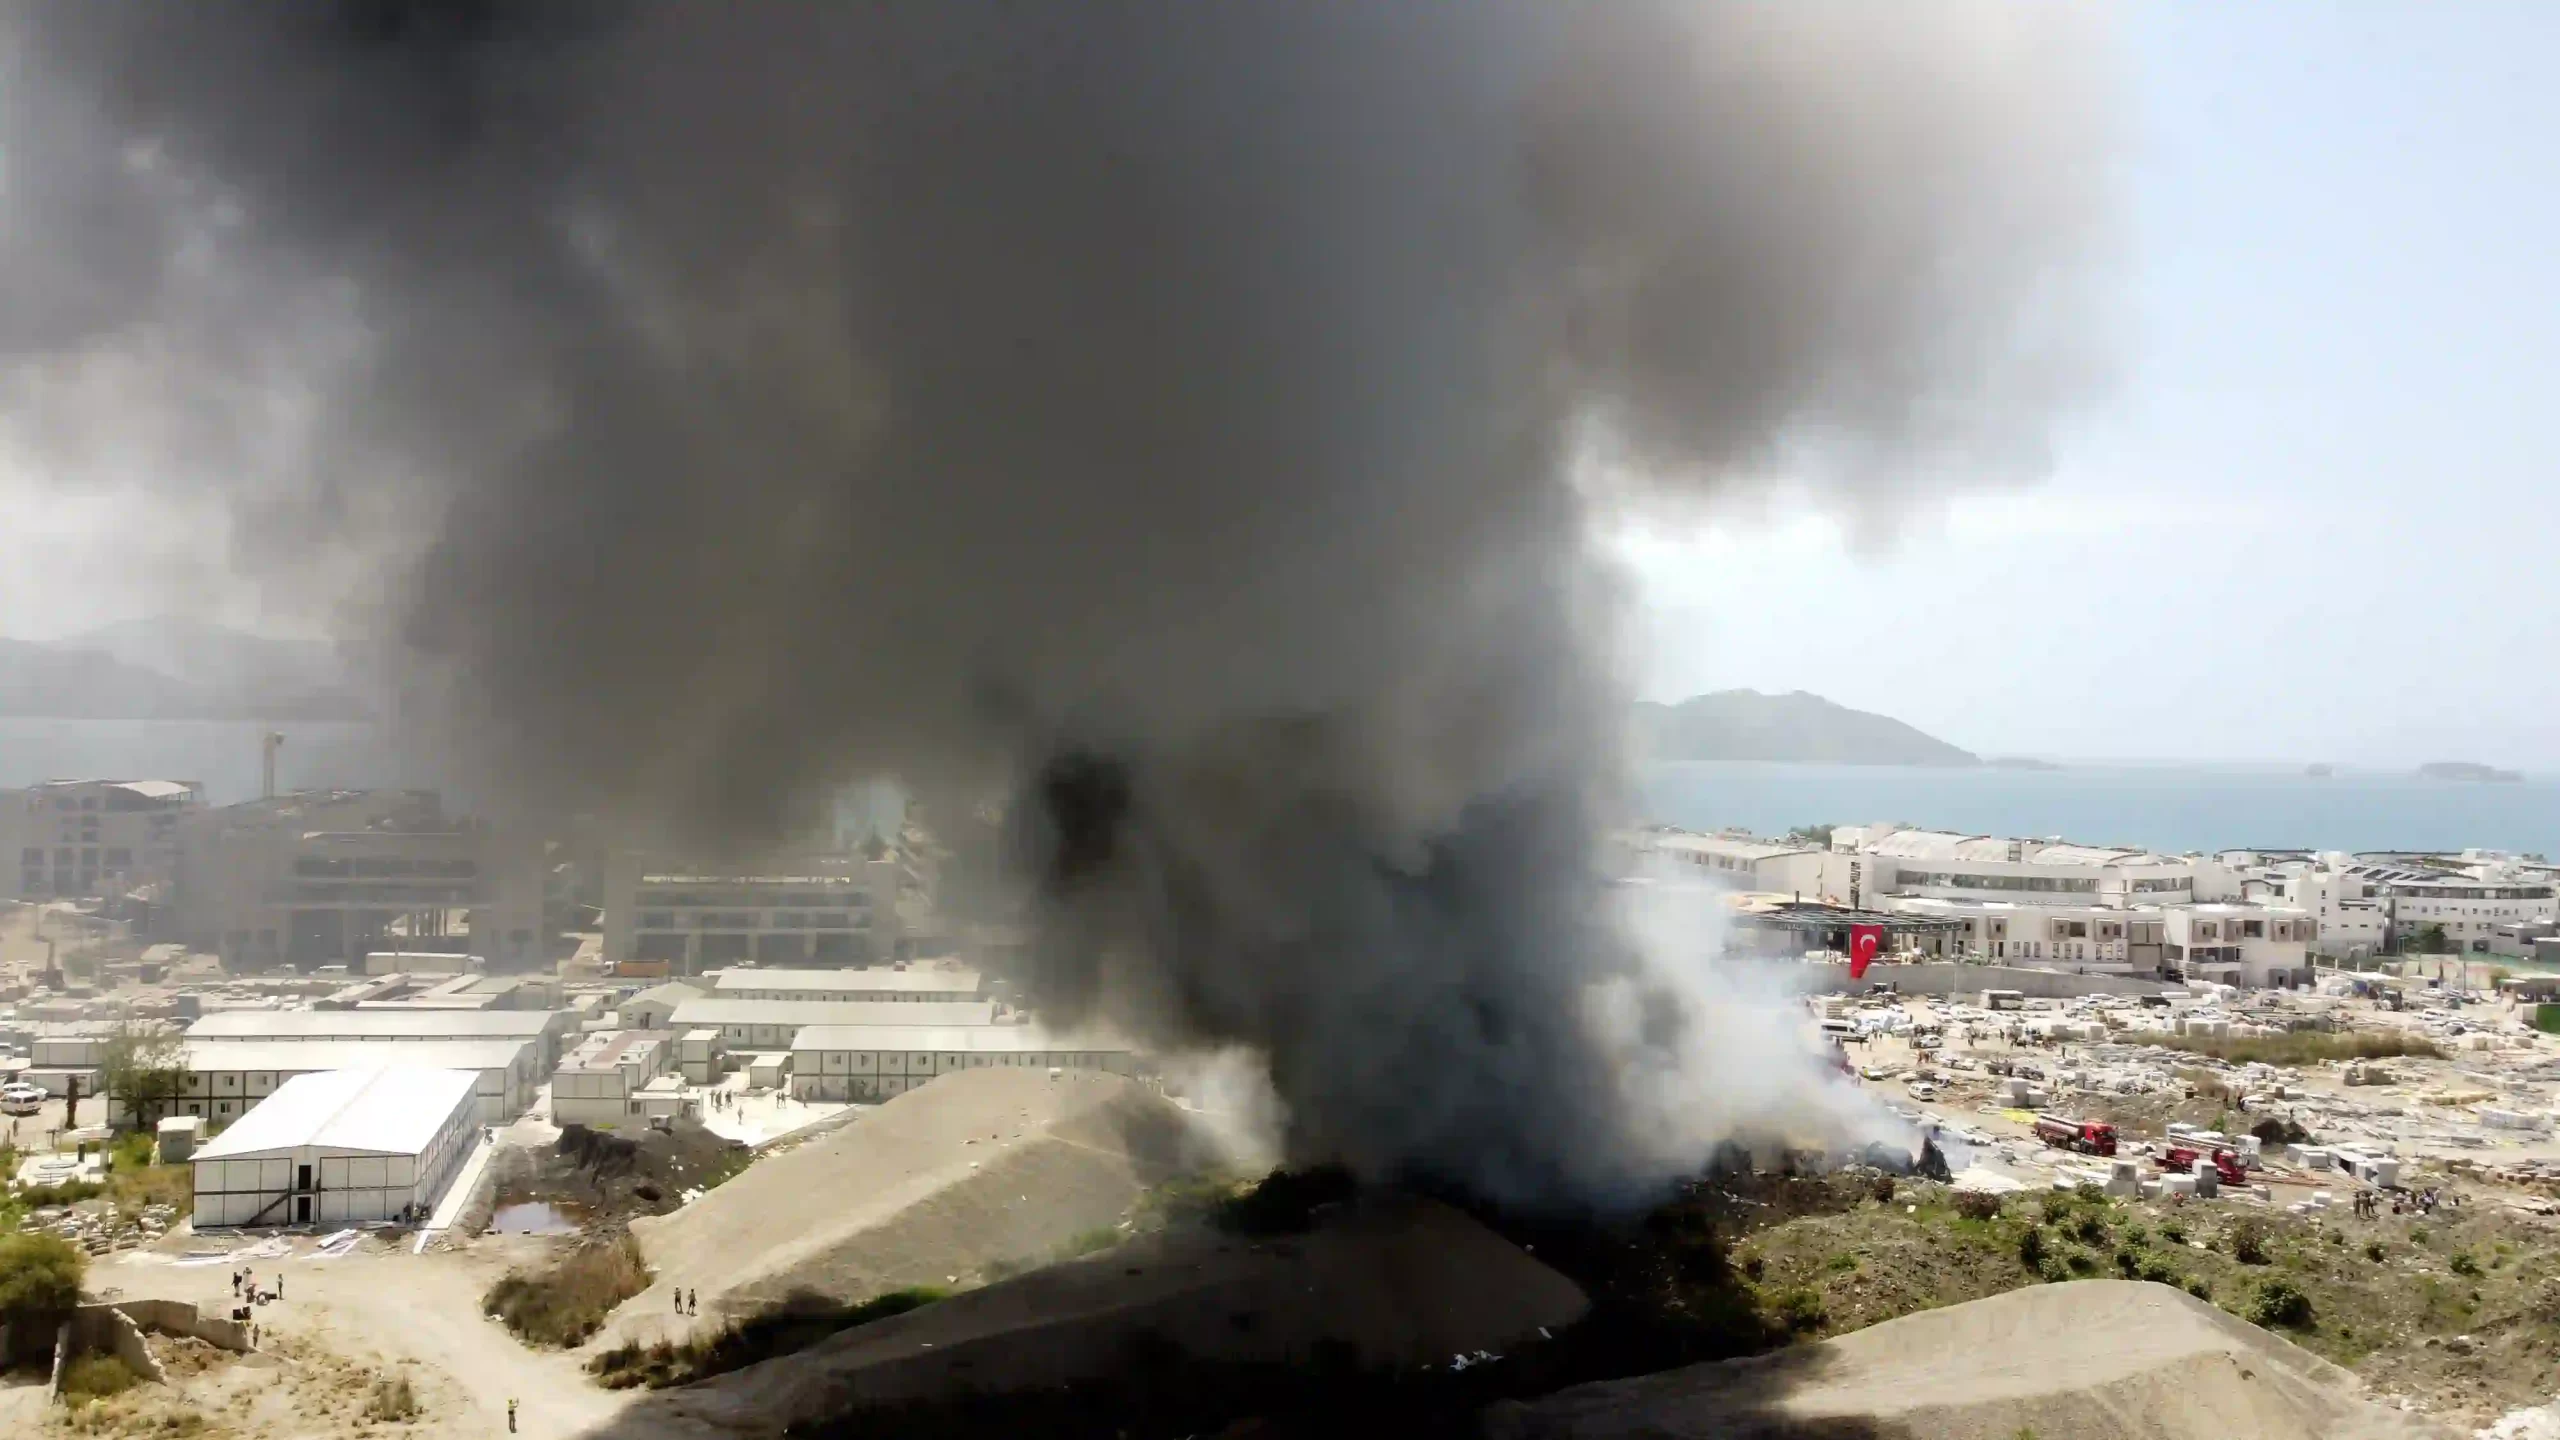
[601,848,928,972]
[166,789,546,971]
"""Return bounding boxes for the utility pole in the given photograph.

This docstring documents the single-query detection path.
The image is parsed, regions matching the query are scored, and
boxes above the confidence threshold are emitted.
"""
[261,731,285,800]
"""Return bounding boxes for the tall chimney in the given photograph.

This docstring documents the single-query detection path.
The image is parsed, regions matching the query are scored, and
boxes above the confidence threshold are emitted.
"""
[262,731,284,800]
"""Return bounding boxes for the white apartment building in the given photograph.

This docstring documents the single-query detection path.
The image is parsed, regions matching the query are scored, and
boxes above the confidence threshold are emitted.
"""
[2263,855,2560,955]
[2162,903,2315,987]
[160,1037,541,1125]
[4,779,205,901]
[2263,860,2391,957]
[1626,829,1826,895]
[1823,827,2239,911]
[602,849,926,971]
[1883,898,2171,972]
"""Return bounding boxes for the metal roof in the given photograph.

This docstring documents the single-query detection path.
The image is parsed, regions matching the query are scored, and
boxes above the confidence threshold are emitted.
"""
[196,1068,478,1160]
[667,998,997,1028]
[788,1024,1129,1054]
[707,966,983,996]
[180,1037,532,1074]
[187,1010,562,1041]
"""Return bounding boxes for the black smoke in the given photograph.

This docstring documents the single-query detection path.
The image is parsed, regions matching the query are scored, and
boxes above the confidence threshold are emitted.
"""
[0,3,2111,1204]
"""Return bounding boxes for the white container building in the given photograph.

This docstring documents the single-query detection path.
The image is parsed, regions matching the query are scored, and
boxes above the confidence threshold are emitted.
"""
[707,966,986,1003]
[166,1037,540,1125]
[191,1068,479,1228]
[789,1024,1137,1102]
[663,998,997,1052]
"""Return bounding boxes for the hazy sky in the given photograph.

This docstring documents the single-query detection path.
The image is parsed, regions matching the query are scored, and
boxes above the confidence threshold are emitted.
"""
[5,6,2556,768]
[1628,3,2560,768]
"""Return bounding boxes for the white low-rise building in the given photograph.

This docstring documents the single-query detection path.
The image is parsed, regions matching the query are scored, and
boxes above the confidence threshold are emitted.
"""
[707,966,985,1003]
[1883,897,2171,971]
[1825,827,2239,910]
[2163,903,2316,987]
[185,1007,575,1069]
[664,998,998,1052]
[788,1025,1138,1103]
[164,1037,540,1125]
[550,1030,675,1127]
[1625,829,1825,895]
[190,1068,479,1228]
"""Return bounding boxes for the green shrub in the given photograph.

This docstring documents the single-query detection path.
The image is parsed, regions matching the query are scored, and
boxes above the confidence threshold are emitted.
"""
[484,1233,651,1348]
[1952,1190,2003,1221]
[1058,1227,1123,1262]
[2138,1256,2181,1286]
[2017,1226,2047,1272]
[2072,1212,2108,1245]
[2158,1218,2187,1245]
[60,1354,138,1405]
[2227,1216,2270,1266]
[2185,1276,2212,1301]
[1769,1286,1827,1337]
[2450,1252,2481,1277]
[0,1231,86,1312]
[2364,1241,2386,1263]
[2113,1246,2143,1278]
[1825,1252,1859,1273]
[2249,1279,2314,1329]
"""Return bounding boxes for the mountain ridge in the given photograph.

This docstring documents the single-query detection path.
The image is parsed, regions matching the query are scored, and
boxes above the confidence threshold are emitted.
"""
[0,621,370,721]
[1635,689,1978,767]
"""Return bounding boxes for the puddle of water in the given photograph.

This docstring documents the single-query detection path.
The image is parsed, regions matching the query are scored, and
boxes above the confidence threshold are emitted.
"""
[489,1201,583,1235]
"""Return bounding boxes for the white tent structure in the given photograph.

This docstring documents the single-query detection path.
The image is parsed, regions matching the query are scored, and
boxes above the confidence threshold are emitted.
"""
[191,1068,480,1229]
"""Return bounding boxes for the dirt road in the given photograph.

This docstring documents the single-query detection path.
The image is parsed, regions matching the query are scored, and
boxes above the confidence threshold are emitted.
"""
[101,1235,650,1440]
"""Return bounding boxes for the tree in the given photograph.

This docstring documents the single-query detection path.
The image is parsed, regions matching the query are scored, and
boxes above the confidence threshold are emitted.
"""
[2414,923,2453,955]
[102,1020,190,1134]
[0,1232,86,1315]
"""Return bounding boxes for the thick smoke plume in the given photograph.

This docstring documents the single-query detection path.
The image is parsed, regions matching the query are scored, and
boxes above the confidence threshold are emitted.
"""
[0,4,2109,1205]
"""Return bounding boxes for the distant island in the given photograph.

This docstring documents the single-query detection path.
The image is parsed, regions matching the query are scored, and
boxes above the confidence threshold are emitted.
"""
[1987,755,2063,772]
[2305,763,2334,778]
[0,619,369,721]
[1634,689,1977,767]
[2418,761,2524,784]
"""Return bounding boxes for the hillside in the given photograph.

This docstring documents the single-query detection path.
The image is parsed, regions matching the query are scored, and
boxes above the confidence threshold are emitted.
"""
[1635,689,1977,767]
[0,620,368,719]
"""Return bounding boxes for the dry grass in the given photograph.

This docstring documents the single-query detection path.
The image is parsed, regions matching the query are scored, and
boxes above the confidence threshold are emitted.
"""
[60,1353,142,1406]
[2149,1029,2442,1066]
[362,1372,422,1422]
[484,1232,652,1348]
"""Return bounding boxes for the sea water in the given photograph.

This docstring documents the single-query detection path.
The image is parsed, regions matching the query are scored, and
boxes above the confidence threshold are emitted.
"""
[1643,761,2560,857]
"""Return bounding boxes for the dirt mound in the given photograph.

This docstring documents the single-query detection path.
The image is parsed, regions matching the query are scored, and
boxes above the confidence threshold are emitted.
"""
[603,1068,1209,1348]
[477,1115,749,1228]
[1486,1279,2454,1440]
[643,1190,1587,1432]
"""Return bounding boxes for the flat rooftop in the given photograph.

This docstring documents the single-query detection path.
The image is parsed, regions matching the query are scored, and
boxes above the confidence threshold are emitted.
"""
[667,998,997,1028]
[187,1010,562,1041]
[707,966,983,996]
[197,1068,478,1161]
[181,1037,533,1074]
[789,1024,1127,1054]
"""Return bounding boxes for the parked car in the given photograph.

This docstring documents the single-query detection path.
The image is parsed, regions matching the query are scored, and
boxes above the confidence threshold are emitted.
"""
[0,1082,46,1115]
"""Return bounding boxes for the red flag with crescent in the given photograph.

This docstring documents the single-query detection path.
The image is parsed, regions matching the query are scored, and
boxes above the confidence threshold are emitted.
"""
[1849,924,1883,980]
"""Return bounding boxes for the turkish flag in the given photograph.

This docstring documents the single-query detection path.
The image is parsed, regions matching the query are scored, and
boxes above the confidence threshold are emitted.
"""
[1849,924,1884,980]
